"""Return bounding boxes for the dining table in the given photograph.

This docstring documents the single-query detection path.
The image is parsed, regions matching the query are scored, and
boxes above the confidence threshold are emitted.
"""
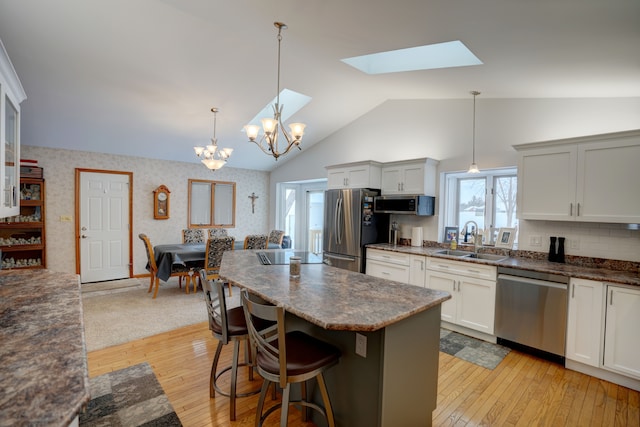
[154,243,206,282]
[153,240,283,281]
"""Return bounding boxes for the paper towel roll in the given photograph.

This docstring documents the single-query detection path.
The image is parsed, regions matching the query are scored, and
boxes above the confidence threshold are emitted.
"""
[411,227,423,247]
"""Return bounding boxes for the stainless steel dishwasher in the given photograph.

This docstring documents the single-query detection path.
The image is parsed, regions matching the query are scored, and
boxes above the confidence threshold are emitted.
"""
[495,267,569,360]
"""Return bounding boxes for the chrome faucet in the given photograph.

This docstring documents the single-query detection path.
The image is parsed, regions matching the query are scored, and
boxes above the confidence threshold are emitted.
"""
[462,220,482,253]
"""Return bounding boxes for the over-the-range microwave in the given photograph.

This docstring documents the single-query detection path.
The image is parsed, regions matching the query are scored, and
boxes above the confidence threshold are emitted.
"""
[373,195,435,216]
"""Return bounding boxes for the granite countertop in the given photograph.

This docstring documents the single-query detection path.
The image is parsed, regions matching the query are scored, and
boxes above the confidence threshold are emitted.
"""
[219,249,451,332]
[0,269,90,427]
[367,243,640,287]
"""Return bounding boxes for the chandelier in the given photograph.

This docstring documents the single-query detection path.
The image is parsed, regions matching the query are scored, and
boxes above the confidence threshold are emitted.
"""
[244,22,306,161]
[467,91,481,174]
[194,108,233,170]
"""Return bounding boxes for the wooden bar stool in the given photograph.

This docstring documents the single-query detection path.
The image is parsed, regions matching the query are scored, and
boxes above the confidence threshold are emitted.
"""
[241,289,341,426]
[200,270,260,421]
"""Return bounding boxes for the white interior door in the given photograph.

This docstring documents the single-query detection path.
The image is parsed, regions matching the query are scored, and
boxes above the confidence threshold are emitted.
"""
[79,171,130,283]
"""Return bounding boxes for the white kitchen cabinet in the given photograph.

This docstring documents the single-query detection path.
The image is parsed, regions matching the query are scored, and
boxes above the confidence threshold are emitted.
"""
[603,284,640,379]
[365,248,410,283]
[326,161,382,189]
[380,158,438,195]
[0,39,27,219]
[515,130,640,223]
[426,257,497,334]
[566,278,604,367]
[409,255,426,287]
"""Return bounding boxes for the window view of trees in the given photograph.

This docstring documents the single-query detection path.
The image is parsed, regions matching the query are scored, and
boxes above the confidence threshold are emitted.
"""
[448,169,518,245]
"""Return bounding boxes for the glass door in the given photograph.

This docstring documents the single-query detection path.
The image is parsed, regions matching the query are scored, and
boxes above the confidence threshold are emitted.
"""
[307,190,324,254]
[3,94,19,212]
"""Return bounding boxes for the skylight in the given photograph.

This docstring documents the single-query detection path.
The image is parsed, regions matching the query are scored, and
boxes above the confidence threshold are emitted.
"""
[341,40,482,75]
[243,89,312,129]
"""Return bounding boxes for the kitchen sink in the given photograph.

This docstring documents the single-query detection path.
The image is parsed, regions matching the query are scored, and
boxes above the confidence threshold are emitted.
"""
[464,253,509,262]
[433,249,509,262]
[433,249,472,257]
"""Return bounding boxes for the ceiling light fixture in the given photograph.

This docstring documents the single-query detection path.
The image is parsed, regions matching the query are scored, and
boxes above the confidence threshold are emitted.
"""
[244,22,306,161]
[467,91,481,174]
[194,108,233,170]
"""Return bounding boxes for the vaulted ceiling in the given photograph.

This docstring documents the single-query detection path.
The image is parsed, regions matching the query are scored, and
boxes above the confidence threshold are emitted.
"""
[1,0,638,171]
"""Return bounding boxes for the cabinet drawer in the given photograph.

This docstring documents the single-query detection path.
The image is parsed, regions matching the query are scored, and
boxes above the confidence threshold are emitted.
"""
[366,248,410,266]
[366,259,410,283]
[426,257,496,281]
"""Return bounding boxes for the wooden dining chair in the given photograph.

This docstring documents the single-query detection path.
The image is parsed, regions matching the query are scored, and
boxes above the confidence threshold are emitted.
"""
[204,236,235,296]
[182,228,205,243]
[243,234,268,250]
[268,230,285,248]
[208,228,228,239]
[138,234,195,298]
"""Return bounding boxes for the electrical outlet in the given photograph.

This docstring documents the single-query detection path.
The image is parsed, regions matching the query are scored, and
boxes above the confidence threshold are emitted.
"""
[529,235,541,246]
[570,239,580,250]
[355,333,367,358]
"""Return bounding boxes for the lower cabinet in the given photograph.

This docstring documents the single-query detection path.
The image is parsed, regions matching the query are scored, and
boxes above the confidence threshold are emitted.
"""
[566,278,604,367]
[426,258,497,335]
[366,249,410,283]
[409,255,426,287]
[566,278,640,387]
[603,285,640,379]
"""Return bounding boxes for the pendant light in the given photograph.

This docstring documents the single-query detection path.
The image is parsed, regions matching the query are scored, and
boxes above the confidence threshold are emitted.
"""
[467,90,481,174]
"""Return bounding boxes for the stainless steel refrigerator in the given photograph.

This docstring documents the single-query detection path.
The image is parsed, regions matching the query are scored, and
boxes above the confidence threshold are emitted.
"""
[323,188,389,273]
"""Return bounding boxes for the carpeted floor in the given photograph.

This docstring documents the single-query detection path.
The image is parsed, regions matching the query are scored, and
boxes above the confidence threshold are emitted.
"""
[440,328,510,369]
[79,362,181,426]
[82,278,212,351]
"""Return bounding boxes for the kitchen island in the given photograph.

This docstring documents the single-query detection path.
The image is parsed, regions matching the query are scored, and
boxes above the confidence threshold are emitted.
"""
[219,249,451,427]
[0,269,90,426]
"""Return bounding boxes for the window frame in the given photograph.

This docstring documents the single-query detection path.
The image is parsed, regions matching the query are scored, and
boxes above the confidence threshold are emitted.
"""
[442,167,517,245]
[187,178,236,229]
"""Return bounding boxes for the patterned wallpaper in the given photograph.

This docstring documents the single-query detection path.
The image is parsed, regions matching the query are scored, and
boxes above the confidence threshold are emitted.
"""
[21,145,270,278]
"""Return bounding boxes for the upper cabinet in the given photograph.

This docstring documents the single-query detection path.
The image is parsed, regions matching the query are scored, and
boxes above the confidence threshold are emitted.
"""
[326,161,382,189]
[0,39,27,219]
[515,130,640,223]
[381,158,439,196]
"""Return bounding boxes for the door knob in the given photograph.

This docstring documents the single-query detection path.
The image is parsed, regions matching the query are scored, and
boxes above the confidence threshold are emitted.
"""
[81,235,88,239]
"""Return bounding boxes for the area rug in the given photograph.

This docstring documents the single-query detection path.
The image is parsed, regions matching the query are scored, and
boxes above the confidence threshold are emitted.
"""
[82,277,211,351]
[440,329,510,370]
[79,362,181,426]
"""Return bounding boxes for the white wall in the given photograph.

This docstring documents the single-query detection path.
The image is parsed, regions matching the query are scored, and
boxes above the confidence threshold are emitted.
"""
[270,97,640,261]
[21,146,270,276]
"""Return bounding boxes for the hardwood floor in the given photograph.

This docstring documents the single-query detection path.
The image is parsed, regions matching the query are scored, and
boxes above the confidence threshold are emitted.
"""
[87,321,640,427]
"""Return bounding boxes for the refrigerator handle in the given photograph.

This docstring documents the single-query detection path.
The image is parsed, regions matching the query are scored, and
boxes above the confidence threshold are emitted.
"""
[336,196,343,245]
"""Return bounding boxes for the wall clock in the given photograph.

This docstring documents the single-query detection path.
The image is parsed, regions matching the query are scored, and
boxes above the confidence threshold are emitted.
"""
[153,185,170,220]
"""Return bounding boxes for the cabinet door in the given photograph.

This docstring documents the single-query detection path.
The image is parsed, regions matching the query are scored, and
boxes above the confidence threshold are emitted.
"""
[517,145,577,221]
[566,278,603,367]
[327,168,347,189]
[457,277,496,334]
[604,285,640,379]
[426,271,457,323]
[576,139,640,223]
[409,255,426,287]
[366,259,410,283]
[400,164,426,194]
[381,167,402,194]
[347,166,372,188]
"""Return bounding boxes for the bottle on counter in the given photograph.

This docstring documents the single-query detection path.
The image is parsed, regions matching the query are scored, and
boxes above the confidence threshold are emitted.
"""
[548,236,557,262]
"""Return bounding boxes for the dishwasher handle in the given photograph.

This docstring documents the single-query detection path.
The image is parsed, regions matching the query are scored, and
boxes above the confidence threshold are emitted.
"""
[498,274,568,290]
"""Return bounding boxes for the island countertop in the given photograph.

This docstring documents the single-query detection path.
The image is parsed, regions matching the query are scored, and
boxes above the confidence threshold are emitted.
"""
[0,269,90,427]
[219,249,451,332]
